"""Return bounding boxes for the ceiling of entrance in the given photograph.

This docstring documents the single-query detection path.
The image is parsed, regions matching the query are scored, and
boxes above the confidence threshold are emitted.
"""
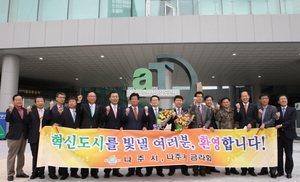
[0,42,300,88]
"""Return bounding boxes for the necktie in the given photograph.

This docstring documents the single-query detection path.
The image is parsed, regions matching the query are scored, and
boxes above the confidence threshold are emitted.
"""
[261,106,267,124]
[90,105,94,117]
[113,105,117,118]
[244,104,248,113]
[282,107,286,117]
[38,109,43,131]
[198,105,203,127]
[154,108,158,118]
[134,107,138,120]
[177,108,181,115]
[72,109,76,123]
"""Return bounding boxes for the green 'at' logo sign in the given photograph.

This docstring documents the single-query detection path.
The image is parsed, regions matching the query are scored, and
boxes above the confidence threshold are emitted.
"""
[0,125,5,138]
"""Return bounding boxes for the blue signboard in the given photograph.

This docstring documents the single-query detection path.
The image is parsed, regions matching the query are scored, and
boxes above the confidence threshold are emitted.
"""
[0,112,6,139]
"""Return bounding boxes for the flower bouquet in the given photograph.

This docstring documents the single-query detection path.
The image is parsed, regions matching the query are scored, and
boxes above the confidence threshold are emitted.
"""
[174,113,195,132]
[153,110,173,130]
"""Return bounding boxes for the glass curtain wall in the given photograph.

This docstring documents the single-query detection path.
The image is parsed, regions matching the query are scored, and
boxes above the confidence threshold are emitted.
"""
[0,0,9,23]
[68,0,99,20]
[38,0,68,21]
[8,0,38,22]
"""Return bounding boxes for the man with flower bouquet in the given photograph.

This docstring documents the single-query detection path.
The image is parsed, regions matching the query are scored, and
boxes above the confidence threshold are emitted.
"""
[187,91,212,177]
[145,95,165,177]
[163,95,190,176]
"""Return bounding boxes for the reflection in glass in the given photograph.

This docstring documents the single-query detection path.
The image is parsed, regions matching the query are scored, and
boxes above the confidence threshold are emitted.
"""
[280,0,300,14]
[222,0,250,15]
[69,0,99,19]
[132,0,146,17]
[8,0,38,22]
[196,0,222,15]
[38,0,68,21]
[0,0,9,23]
[252,0,280,14]
[100,0,131,18]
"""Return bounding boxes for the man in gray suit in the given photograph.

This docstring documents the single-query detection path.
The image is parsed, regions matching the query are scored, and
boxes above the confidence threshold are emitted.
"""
[256,93,277,178]
[188,91,211,177]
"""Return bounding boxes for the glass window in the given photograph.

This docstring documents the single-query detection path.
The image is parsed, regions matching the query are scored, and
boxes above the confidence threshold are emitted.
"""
[197,0,222,15]
[0,0,9,23]
[252,0,280,14]
[100,0,131,18]
[132,0,145,17]
[222,0,250,15]
[280,0,300,14]
[179,0,194,15]
[38,0,68,21]
[149,0,164,16]
[8,0,38,22]
[68,0,99,20]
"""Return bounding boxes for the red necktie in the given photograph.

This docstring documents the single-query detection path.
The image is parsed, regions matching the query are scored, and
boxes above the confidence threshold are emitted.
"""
[134,107,138,120]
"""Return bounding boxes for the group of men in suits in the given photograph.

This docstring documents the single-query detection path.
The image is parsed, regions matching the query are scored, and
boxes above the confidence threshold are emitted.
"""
[5,90,297,180]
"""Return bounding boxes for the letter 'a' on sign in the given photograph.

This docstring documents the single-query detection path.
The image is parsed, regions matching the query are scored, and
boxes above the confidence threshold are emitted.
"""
[133,68,152,90]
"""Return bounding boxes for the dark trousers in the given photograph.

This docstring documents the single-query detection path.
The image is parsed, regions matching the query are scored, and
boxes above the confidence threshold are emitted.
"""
[278,131,294,175]
[128,167,142,174]
[30,143,45,175]
[193,166,205,173]
[48,166,56,176]
[146,166,163,174]
[104,168,120,174]
[241,167,254,173]
[60,167,78,176]
[81,168,98,176]
[169,165,187,173]
[260,167,276,174]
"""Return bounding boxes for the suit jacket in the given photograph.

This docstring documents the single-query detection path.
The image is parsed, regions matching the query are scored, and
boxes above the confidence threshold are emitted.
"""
[257,105,276,128]
[50,104,68,125]
[5,107,28,140]
[209,108,218,129]
[102,104,126,129]
[188,104,211,129]
[77,103,104,128]
[234,103,258,129]
[147,107,163,130]
[60,108,81,129]
[27,108,52,143]
[167,107,187,131]
[124,106,147,130]
[276,106,297,139]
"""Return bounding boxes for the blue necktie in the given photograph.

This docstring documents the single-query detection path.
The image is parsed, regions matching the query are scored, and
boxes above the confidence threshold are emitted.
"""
[154,108,158,118]
[282,107,286,117]
[90,105,94,117]
[261,106,267,124]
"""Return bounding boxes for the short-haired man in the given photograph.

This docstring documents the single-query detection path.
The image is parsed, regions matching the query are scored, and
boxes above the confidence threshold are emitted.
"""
[123,93,148,177]
[275,94,297,179]
[145,95,164,177]
[234,91,258,176]
[256,93,277,178]
[188,91,211,177]
[6,94,29,181]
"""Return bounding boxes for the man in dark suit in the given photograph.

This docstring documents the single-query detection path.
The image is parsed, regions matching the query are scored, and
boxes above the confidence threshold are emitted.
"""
[48,92,68,179]
[188,92,211,177]
[275,94,297,179]
[123,93,148,177]
[58,96,81,180]
[77,92,104,179]
[6,94,29,181]
[145,95,164,177]
[165,95,190,176]
[234,91,258,176]
[256,93,277,178]
[26,96,53,180]
[203,95,220,174]
[102,92,125,178]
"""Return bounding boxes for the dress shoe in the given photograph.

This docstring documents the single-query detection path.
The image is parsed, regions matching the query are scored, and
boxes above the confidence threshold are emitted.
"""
[39,174,45,179]
[205,169,211,174]
[112,172,123,177]
[104,173,110,178]
[257,171,268,175]
[70,174,80,178]
[136,172,143,177]
[200,171,206,177]
[60,175,68,180]
[210,168,220,173]
[157,173,164,177]
[126,172,134,177]
[7,176,13,181]
[30,174,38,179]
[91,174,99,179]
[249,172,257,176]
[276,173,283,177]
[182,172,190,176]
[145,173,151,177]
[193,172,198,176]
[230,168,240,175]
[168,171,175,176]
[270,173,277,178]
[16,174,29,178]
[81,175,87,179]
[286,174,292,179]
[49,174,58,179]
[225,169,230,175]
[241,171,247,176]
